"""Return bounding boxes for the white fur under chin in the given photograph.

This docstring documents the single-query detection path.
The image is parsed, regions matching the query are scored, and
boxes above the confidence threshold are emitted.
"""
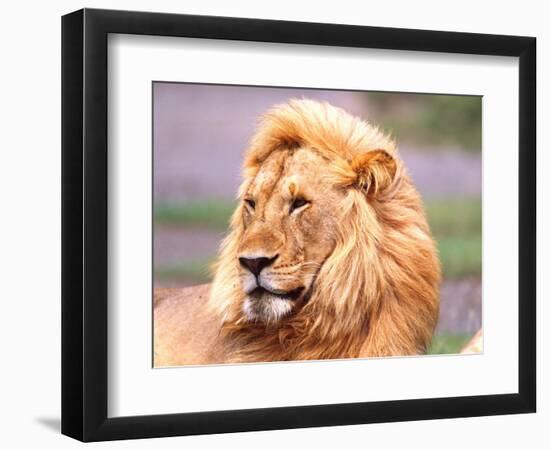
[243,296,293,323]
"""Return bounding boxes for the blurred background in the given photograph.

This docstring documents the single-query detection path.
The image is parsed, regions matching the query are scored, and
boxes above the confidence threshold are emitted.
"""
[153,82,482,355]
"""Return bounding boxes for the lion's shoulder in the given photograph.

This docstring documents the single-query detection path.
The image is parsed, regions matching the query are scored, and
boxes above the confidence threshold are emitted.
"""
[154,284,210,308]
[154,284,225,366]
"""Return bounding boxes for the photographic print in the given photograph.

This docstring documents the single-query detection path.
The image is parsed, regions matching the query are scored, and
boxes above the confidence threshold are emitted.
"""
[62,10,536,440]
[152,83,482,367]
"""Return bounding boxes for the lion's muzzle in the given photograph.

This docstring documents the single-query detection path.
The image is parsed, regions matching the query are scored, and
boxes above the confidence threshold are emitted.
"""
[238,254,278,276]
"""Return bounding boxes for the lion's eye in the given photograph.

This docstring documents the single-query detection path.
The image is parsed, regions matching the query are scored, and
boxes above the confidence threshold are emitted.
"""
[244,198,256,210]
[290,197,309,213]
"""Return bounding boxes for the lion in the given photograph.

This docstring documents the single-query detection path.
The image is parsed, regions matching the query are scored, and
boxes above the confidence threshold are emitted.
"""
[154,99,441,367]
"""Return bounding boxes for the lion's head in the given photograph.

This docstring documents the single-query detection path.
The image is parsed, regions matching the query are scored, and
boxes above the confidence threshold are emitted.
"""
[209,99,440,362]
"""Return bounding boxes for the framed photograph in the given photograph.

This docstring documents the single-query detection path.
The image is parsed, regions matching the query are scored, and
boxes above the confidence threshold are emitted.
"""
[61,8,536,442]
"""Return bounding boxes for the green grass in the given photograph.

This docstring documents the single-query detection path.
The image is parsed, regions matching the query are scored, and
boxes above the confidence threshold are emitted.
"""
[426,198,481,279]
[154,197,481,281]
[362,93,482,151]
[437,236,481,278]
[155,258,212,283]
[154,199,235,230]
[155,198,481,233]
[428,333,472,355]
[426,198,481,236]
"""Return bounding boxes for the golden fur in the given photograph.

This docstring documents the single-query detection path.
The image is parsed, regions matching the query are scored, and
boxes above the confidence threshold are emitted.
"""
[154,99,441,366]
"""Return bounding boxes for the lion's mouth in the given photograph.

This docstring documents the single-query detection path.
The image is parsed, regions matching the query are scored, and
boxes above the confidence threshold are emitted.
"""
[249,286,304,301]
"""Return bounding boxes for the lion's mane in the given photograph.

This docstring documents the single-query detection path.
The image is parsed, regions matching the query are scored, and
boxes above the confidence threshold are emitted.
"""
[208,99,441,363]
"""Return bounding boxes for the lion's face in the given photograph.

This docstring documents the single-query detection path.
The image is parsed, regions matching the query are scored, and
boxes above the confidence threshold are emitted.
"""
[211,99,439,361]
[237,147,343,323]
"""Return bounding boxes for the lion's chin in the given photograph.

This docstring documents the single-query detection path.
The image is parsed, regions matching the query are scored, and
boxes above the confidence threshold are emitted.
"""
[242,295,294,324]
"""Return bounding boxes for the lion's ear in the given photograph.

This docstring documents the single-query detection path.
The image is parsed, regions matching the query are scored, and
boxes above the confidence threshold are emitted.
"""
[351,149,397,196]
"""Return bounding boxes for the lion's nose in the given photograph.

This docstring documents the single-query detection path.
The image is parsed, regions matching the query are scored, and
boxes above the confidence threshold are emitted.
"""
[239,255,278,276]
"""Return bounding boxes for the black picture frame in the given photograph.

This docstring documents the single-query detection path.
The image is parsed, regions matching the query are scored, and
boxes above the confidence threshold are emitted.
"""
[61,8,536,442]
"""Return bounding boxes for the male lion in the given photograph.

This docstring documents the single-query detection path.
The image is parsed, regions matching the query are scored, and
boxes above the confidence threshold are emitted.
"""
[154,99,441,366]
